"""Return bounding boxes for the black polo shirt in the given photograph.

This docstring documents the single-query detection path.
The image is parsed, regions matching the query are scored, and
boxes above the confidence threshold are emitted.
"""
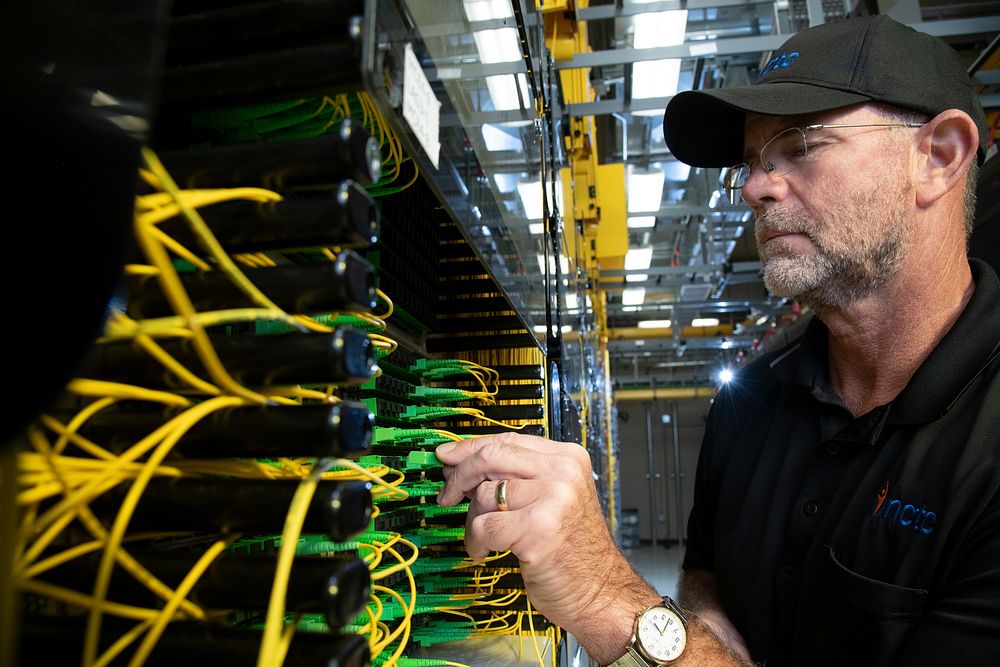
[684,259,1000,666]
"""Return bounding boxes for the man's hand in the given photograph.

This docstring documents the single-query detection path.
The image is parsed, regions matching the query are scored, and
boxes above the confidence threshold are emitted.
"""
[435,432,659,662]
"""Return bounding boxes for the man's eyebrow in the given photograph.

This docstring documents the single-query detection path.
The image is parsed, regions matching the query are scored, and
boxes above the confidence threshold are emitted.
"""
[742,115,818,161]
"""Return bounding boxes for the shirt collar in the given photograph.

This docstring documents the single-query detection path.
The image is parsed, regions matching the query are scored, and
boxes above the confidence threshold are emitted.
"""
[890,259,1000,423]
[768,259,1000,425]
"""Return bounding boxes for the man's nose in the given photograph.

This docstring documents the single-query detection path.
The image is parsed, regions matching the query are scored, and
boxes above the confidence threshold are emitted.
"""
[740,164,789,209]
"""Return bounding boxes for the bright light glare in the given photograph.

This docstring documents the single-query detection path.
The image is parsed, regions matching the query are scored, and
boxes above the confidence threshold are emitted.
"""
[691,317,720,327]
[638,319,672,328]
[628,216,657,228]
[622,288,646,306]
[718,368,734,383]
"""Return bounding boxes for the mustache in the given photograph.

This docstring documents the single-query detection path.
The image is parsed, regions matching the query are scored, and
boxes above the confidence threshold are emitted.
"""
[755,207,813,240]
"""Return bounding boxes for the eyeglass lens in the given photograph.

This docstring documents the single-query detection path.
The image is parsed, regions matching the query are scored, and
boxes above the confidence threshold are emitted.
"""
[723,126,809,203]
[759,127,808,177]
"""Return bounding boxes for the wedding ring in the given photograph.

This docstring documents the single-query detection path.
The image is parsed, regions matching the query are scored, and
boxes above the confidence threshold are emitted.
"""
[496,479,510,512]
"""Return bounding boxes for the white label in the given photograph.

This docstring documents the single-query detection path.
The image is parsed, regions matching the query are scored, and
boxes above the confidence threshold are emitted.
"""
[403,42,441,169]
[689,42,718,56]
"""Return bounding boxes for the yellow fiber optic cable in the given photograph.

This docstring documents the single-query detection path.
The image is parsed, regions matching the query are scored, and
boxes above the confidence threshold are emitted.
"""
[257,458,332,667]
[83,395,244,666]
[126,537,233,667]
[91,619,155,667]
[67,379,192,408]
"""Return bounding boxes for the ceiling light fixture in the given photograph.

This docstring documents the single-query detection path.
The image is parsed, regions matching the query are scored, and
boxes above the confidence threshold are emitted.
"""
[485,73,529,111]
[624,247,653,270]
[627,216,656,228]
[536,253,571,275]
[627,166,665,213]
[517,177,563,219]
[482,123,523,152]
[631,10,687,114]
[638,319,672,328]
[633,10,688,49]
[691,317,720,327]
[473,27,522,63]
[622,287,646,306]
[462,0,513,22]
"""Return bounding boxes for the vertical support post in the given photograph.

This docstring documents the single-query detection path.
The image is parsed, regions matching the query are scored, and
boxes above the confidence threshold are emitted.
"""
[671,400,684,548]
[645,402,657,546]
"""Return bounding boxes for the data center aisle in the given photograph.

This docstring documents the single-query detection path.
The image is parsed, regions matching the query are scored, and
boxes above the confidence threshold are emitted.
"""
[624,544,685,598]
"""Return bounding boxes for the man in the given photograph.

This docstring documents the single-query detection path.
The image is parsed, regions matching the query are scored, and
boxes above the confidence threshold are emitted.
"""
[436,15,999,666]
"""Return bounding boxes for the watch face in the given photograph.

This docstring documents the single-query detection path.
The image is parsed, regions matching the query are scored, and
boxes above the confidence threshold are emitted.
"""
[636,606,687,663]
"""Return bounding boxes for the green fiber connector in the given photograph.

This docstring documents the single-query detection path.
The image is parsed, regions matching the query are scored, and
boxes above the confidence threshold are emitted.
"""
[412,359,463,372]
[399,481,444,497]
[407,450,442,469]
[354,529,397,543]
[408,527,465,547]
[421,502,470,518]
[296,539,359,556]
[410,556,467,575]
[296,614,331,633]
[394,659,454,667]
[373,427,444,444]
[410,386,473,403]
[402,406,464,421]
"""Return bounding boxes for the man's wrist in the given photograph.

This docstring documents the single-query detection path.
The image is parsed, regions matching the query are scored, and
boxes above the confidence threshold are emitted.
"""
[567,556,661,664]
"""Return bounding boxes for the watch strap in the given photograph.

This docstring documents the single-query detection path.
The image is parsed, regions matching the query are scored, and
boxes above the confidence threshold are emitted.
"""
[607,647,652,667]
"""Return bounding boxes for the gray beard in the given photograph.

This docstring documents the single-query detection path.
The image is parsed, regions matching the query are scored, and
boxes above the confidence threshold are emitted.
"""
[756,203,908,312]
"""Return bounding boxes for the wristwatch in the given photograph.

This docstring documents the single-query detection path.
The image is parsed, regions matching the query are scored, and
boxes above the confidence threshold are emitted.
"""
[607,596,689,666]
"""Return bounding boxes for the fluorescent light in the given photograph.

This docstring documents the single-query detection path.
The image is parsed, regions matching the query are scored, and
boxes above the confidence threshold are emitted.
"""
[517,178,563,219]
[638,319,672,328]
[633,10,688,49]
[632,59,682,100]
[486,74,522,111]
[529,222,544,234]
[482,124,523,152]
[536,254,570,275]
[533,324,571,333]
[517,180,543,219]
[622,288,646,305]
[628,216,656,228]
[626,274,648,283]
[691,317,720,327]
[473,28,521,63]
[627,166,665,213]
[566,293,579,310]
[462,0,513,21]
[625,247,653,270]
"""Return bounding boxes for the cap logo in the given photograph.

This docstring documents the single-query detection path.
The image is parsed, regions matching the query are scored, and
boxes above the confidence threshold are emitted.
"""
[758,51,799,79]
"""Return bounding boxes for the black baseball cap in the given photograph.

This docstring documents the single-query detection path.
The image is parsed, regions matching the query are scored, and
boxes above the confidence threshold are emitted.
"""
[663,15,988,167]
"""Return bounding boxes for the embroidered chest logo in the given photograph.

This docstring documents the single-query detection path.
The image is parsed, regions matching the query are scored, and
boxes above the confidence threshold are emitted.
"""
[871,481,937,535]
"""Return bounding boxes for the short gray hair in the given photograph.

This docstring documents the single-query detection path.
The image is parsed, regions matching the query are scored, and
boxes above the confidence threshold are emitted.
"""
[871,103,978,237]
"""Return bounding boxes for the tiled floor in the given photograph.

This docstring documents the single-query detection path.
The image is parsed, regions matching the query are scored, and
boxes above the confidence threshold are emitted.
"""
[623,543,686,598]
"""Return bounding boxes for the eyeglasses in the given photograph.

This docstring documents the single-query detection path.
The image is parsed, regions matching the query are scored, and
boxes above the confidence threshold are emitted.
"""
[723,122,925,204]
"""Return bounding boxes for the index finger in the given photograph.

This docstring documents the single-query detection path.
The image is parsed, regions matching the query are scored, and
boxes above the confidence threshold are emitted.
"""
[435,432,585,506]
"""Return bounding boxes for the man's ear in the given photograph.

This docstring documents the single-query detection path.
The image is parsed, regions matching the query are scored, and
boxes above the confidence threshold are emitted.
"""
[913,109,979,210]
